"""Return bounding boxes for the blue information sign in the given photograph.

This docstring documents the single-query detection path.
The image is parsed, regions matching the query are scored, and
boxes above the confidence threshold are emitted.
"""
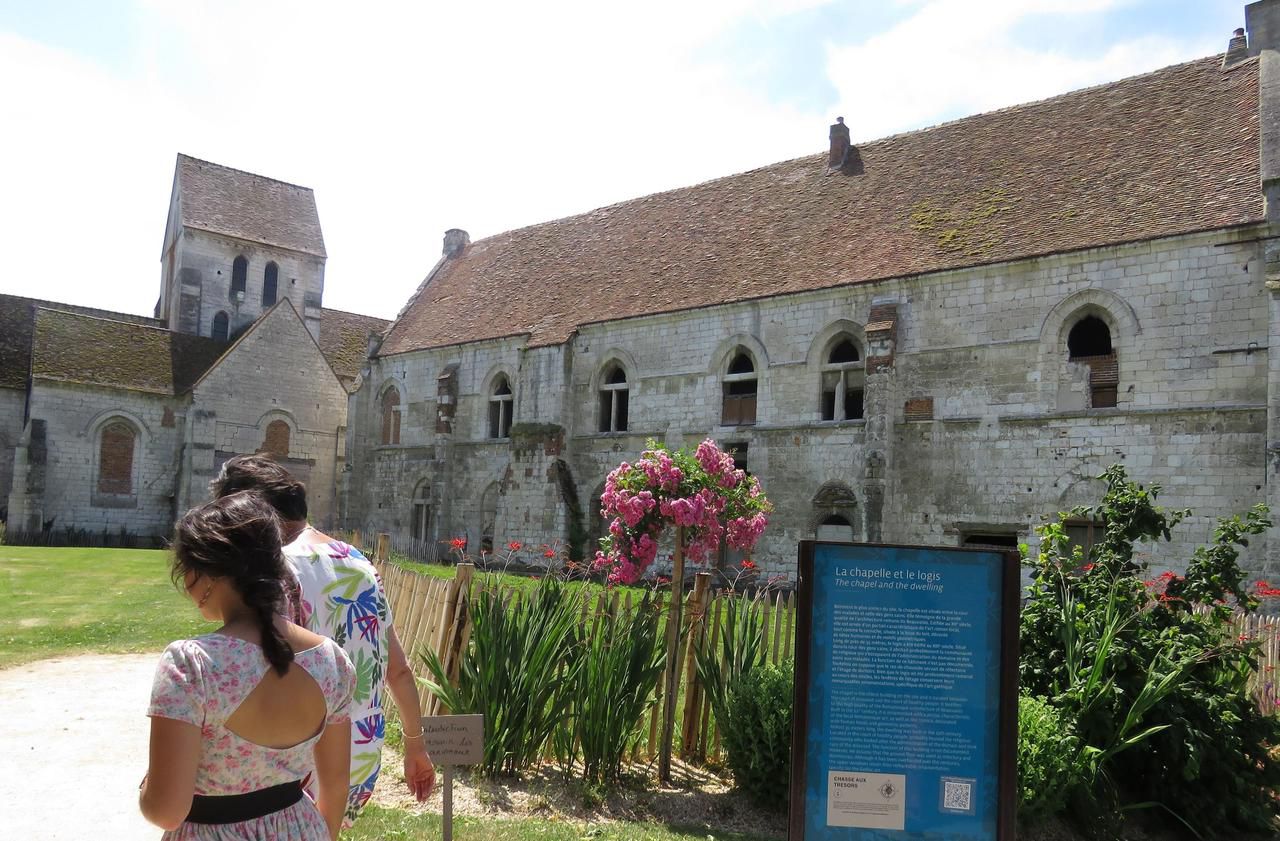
[789,542,1017,841]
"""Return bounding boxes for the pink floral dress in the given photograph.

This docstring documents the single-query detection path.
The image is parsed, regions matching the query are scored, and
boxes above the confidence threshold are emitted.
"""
[147,634,355,840]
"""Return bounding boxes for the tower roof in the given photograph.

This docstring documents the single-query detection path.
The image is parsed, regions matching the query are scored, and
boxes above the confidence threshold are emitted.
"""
[175,154,327,257]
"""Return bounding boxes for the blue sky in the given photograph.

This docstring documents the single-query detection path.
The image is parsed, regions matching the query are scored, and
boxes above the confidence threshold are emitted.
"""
[0,0,1244,319]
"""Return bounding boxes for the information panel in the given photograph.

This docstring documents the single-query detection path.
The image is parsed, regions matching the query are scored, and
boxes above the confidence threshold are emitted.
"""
[789,542,1018,841]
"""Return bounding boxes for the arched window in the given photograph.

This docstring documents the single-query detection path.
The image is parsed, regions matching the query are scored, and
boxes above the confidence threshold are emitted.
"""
[262,262,278,307]
[231,255,248,298]
[817,514,855,542]
[1067,315,1117,408]
[211,311,230,342]
[820,336,865,421]
[598,364,629,433]
[411,481,431,542]
[97,421,136,495]
[262,419,290,458]
[721,351,757,426]
[489,375,513,439]
[380,387,401,445]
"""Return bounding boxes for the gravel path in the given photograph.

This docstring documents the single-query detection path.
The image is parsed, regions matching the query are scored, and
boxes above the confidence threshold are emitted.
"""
[0,653,158,840]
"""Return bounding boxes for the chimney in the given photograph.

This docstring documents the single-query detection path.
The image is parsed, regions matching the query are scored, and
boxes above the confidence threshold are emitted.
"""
[443,228,470,257]
[1225,27,1249,66]
[1247,0,1280,55]
[829,117,851,169]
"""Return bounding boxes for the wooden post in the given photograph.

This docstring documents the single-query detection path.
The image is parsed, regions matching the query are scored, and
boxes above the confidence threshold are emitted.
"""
[376,532,390,563]
[351,529,362,552]
[442,767,454,841]
[680,572,711,760]
[658,526,685,783]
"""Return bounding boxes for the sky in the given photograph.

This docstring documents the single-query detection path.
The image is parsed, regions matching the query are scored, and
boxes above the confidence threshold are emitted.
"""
[0,0,1244,320]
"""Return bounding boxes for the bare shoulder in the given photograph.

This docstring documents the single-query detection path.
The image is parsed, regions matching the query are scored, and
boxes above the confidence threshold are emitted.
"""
[280,619,329,653]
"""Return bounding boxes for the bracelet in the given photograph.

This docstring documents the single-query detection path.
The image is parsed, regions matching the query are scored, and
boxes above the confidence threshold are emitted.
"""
[402,727,425,740]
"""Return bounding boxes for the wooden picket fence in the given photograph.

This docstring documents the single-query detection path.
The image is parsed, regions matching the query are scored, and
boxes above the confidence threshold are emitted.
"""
[357,531,798,764]
[1236,612,1280,717]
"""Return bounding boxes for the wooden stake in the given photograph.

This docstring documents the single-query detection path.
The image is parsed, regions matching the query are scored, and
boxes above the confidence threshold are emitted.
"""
[658,526,685,783]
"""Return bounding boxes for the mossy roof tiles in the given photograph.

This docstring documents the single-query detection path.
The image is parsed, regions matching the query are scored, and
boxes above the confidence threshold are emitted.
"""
[318,308,391,387]
[380,55,1263,355]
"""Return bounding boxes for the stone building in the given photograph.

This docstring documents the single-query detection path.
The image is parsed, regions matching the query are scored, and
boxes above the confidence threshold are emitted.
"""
[343,6,1280,581]
[0,155,387,541]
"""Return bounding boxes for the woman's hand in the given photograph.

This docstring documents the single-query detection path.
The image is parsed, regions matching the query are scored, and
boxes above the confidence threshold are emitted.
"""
[403,742,436,801]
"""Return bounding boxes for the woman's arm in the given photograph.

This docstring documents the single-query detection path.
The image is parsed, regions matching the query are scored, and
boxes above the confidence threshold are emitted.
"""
[384,626,436,800]
[313,719,351,840]
[139,717,201,830]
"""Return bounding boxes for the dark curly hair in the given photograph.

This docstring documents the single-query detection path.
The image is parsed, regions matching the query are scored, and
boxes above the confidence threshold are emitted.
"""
[172,491,294,675]
[210,454,308,522]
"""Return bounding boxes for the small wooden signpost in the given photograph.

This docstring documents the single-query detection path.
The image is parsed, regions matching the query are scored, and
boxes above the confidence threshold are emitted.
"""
[421,714,484,841]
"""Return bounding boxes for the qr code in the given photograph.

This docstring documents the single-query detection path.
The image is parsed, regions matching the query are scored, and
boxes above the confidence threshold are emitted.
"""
[940,778,974,814]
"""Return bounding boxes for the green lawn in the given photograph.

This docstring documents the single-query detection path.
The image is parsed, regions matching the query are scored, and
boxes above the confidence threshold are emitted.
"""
[347,806,778,841]
[0,545,210,669]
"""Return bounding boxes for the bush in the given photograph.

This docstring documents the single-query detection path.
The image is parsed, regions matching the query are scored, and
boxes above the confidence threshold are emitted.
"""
[722,659,793,812]
[1020,465,1280,837]
[1017,694,1079,825]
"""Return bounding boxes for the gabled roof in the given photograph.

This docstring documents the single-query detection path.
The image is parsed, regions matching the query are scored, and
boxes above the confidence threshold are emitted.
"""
[0,294,162,390]
[379,55,1263,355]
[176,154,327,257]
[319,308,390,389]
[30,308,226,396]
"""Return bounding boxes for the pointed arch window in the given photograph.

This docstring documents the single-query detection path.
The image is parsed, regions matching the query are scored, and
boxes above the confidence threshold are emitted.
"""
[821,336,865,421]
[211,311,230,342]
[231,255,248,298]
[1067,315,1117,408]
[262,262,279,307]
[380,387,401,445]
[489,376,514,439]
[721,351,757,426]
[598,364,629,433]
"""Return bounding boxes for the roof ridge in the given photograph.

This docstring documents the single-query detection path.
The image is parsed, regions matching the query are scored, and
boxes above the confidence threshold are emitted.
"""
[321,305,391,322]
[32,305,172,333]
[177,153,316,194]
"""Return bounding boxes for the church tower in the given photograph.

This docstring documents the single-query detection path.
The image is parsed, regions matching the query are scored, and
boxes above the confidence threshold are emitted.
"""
[156,154,327,340]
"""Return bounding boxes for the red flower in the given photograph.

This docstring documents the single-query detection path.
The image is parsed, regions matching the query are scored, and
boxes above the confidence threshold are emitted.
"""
[449,537,466,550]
[740,560,757,570]
[507,541,522,552]
[1082,563,1095,572]
[544,548,556,559]
[656,576,670,586]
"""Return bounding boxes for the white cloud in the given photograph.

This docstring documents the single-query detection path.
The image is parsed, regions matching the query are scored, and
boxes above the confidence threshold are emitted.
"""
[825,0,1219,142]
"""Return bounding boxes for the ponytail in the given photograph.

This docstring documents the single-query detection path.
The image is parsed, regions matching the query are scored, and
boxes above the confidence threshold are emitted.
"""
[247,585,294,676]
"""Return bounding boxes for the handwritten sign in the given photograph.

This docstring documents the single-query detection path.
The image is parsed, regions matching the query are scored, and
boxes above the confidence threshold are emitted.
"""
[420,714,484,765]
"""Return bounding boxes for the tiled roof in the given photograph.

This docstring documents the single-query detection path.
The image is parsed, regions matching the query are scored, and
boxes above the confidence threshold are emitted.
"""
[177,154,327,257]
[380,56,1262,355]
[319,308,390,388]
[0,294,162,390]
[31,308,226,395]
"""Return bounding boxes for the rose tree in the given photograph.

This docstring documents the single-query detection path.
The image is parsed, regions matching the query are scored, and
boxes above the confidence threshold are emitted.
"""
[593,439,773,585]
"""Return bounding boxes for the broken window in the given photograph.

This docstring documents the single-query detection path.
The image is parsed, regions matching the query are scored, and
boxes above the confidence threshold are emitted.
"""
[721,351,758,426]
[820,336,865,421]
[211,311,229,342]
[489,376,514,439]
[231,255,248,298]
[262,262,278,307]
[597,364,629,433]
[1068,315,1118,409]
[380,387,401,445]
[97,421,136,495]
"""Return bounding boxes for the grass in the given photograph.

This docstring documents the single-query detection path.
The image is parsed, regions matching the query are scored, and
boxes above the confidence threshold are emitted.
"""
[346,806,778,841]
[0,545,209,669]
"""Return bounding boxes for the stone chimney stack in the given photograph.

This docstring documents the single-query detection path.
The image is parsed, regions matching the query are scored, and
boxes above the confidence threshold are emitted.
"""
[1225,28,1250,66]
[829,117,851,169]
[443,228,470,258]
[1248,0,1280,55]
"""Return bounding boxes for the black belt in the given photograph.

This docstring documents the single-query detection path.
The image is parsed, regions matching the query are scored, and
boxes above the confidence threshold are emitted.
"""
[186,780,305,824]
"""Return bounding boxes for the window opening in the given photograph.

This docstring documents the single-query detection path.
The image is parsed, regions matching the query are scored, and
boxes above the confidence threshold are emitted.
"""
[411,483,431,542]
[263,262,278,307]
[211,311,230,342]
[721,351,758,425]
[821,335,865,421]
[97,421,136,495]
[817,514,855,542]
[1063,518,1103,562]
[1068,316,1118,409]
[262,420,290,458]
[598,365,630,433]
[380,388,401,445]
[489,376,513,439]
[231,255,248,298]
[961,532,1019,551]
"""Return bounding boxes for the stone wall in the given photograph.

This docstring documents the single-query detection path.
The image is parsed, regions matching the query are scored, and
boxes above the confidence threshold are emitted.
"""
[0,387,25,521]
[186,302,349,527]
[346,226,1275,579]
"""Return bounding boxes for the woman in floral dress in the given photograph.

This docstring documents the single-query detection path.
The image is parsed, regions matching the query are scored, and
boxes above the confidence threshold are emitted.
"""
[139,492,355,840]
[210,455,435,825]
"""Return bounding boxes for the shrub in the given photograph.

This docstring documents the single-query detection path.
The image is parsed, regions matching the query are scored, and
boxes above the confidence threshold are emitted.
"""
[1017,694,1079,824]
[1020,465,1280,837]
[694,589,767,736]
[420,574,581,776]
[722,659,793,812]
